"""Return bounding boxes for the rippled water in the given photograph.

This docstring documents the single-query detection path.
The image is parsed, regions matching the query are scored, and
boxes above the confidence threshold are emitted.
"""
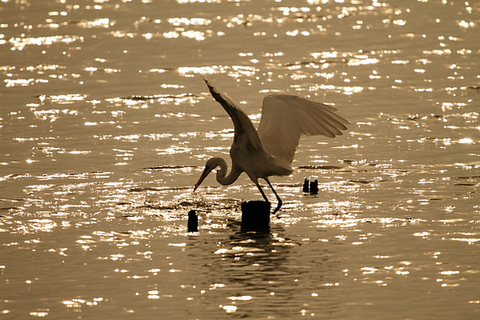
[1,0,479,319]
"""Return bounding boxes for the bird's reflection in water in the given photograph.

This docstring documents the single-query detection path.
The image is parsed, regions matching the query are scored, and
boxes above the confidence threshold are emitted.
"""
[186,219,341,318]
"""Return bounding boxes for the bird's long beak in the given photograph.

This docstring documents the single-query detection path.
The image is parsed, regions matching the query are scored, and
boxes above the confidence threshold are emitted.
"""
[193,168,209,192]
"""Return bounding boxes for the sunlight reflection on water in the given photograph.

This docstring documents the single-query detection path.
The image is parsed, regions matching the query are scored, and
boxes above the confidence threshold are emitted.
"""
[1,0,479,319]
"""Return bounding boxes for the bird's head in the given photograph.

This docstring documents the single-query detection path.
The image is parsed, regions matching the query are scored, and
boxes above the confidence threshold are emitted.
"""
[193,158,222,192]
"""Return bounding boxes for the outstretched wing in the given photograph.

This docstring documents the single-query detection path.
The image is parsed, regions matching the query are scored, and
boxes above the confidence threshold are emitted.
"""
[257,94,349,166]
[203,78,263,152]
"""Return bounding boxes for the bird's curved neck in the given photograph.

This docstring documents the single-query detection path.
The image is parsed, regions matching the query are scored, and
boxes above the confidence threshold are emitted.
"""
[214,157,242,186]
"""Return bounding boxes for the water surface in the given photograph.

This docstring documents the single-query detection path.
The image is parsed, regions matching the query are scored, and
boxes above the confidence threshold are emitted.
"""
[1,0,479,319]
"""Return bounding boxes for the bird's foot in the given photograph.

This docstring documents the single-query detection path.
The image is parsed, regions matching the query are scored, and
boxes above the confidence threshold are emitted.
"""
[272,201,282,216]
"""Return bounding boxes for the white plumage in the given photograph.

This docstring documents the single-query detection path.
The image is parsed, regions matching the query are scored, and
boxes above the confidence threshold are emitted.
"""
[259,94,349,166]
[194,78,349,214]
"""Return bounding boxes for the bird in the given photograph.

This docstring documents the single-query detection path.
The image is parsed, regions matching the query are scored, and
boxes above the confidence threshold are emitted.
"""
[194,78,349,215]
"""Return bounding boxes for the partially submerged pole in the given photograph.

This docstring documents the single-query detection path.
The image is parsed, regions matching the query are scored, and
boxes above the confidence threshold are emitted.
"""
[303,178,319,195]
[241,200,270,230]
[309,179,319,195]
[187,210,198,232]
[303,178,310,192]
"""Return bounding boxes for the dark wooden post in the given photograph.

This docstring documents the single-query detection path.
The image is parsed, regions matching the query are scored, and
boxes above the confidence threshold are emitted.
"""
[241,201,270,230]
[187,210,198,232]
[309,179,319,194]
[303,178,310,192]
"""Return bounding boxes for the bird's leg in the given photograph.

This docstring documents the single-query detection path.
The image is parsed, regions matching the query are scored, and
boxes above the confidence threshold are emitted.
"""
[264,178,282,215]
[254,181,270,204]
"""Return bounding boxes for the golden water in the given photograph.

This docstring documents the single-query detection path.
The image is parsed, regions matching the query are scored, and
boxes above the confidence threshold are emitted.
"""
[1,0,479,319]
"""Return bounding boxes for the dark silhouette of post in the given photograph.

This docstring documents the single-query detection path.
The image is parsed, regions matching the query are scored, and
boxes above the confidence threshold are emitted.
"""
[187,210,198,232]
[303,178,319,195]
[303,178,309,192]
[241,201,270,230]
[309,179,319,194]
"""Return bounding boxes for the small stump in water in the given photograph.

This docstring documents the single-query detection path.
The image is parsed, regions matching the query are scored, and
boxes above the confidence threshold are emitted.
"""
[241,201,270,230]
[302,178,319,195]
[187,210,198,232]
[302,178,310,193]
[309,179,319,195]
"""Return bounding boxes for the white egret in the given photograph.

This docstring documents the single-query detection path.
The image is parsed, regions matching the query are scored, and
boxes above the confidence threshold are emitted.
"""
[194,78,349,214]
